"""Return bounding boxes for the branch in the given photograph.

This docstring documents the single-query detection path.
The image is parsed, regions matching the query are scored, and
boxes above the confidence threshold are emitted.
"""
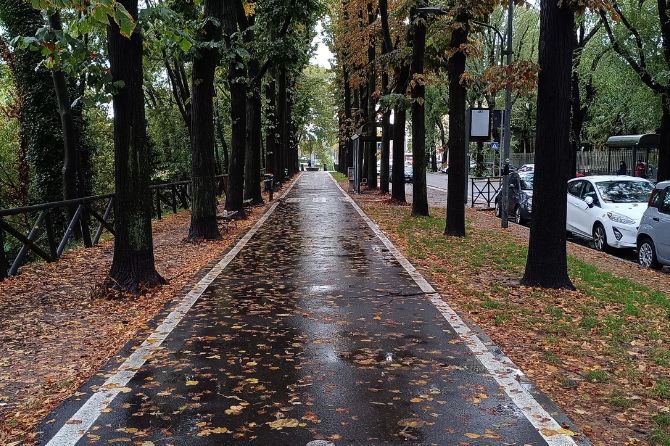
[599,7,664,93]
[250,13,293,86]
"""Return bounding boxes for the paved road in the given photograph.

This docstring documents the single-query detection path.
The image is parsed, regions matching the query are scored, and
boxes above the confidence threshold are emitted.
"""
[41,172,579,445]
[397,173,496,209]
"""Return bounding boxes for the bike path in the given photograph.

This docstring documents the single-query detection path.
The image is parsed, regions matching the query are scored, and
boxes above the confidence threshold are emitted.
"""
[41,172,580,445]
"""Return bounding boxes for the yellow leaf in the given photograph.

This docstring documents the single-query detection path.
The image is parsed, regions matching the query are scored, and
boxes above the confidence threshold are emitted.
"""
[540,428,577,437]
[266,418,300,430]
[464,432,481,438]
[210,427,229,434]
[185,380,199,386]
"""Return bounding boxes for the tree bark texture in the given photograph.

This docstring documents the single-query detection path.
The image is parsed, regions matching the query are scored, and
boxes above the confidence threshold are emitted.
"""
[366,3,378,189]
[411,8,428,216]
[277,65,289,180]
[188,0,224,241]
[521,0,575,289]
[107,0,165,291]
[224,0,247,213]
[392,107,407,202]
[445,14,469,236]
[265,80,278,178]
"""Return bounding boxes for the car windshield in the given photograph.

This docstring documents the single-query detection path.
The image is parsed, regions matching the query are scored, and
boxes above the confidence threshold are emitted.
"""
[519,174,533,190]
[594,180,652,203]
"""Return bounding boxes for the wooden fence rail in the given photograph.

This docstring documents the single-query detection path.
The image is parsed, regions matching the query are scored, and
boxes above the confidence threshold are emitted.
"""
[0,175,228,280]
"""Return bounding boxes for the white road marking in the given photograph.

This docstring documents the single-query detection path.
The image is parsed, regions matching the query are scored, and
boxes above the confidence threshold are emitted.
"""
[46,177,300,446]
[329,174,579,446]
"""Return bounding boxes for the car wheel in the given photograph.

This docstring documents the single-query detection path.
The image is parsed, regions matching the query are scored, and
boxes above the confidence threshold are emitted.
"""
[592,223,608,252]
[514,206,523,225]
[638,238,661,269]
[495,200,501,218]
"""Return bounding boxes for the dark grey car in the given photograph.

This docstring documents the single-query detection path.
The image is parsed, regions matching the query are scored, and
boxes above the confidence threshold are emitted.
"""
[495,172,533,224]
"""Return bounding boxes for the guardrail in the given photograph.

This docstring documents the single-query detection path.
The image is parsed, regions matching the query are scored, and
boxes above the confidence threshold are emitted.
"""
[0,175,228,280]
[471,177,502,209]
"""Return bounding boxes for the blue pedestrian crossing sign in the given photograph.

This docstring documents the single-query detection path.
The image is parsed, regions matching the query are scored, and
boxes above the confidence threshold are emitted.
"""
[491,142,500,152]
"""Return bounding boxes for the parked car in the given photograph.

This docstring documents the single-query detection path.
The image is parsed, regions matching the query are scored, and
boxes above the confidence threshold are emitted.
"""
[517,164,534,173]
[404,165,413,183]
[637,181,670,269]
[566,176,653,251]
[494,172,534,224]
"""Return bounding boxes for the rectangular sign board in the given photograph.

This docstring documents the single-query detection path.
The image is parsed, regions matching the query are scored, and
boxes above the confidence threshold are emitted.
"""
[469,108,491,142]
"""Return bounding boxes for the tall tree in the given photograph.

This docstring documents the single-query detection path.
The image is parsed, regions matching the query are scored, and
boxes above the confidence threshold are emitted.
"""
[379,0,393,193]
[445,12,469,236]
[521,0,576,289]
[107,0,165,291]
[0,1,64,204]
[223,0,247,213]
[188,0,224,240]
[365,2,378,189]
[410,3,428,216]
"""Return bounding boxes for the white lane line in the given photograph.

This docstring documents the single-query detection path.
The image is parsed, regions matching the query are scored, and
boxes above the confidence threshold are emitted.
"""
[46,177,300,446]
[329,174,579,446]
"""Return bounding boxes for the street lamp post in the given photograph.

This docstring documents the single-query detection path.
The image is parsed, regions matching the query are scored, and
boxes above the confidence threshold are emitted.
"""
[501,0,514,229]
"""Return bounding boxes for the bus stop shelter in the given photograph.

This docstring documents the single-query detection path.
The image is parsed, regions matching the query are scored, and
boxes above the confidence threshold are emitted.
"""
[605,134,659,178]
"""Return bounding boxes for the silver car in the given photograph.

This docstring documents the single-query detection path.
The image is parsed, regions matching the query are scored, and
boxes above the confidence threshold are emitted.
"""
[637,180,670,269]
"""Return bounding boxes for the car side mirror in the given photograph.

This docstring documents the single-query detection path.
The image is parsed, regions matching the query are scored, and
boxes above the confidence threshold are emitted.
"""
[585,196,595,207]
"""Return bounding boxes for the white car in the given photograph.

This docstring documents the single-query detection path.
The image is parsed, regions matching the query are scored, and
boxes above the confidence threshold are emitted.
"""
[566,176,653,251]
[517,164,535,173]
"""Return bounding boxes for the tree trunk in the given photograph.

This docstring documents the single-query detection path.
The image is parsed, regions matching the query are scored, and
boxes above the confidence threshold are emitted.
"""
[437,118,448,164]
[277,65,289,180]
[392,107,407,202]
[265,80,278,177]
[366,3,378,189]
[188,0,223,241]
[521,0,575,289]
[445,13,469,236]
[245,61,264,203]
[107,0,165,291]
[49,13,78,204]
[215,106,229,173]
[344,68,354,173]
[411,6,428,216]
[223,0,247,213]
[381,107,391,193]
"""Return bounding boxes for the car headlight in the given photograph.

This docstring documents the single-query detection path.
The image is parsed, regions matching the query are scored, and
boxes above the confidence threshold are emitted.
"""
[607,212,636,225]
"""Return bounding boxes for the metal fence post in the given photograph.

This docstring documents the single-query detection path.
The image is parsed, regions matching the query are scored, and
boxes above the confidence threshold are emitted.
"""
[0,225,7,280]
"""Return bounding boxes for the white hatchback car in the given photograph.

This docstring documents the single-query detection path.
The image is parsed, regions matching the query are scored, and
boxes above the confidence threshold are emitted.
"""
[566,176,653,251]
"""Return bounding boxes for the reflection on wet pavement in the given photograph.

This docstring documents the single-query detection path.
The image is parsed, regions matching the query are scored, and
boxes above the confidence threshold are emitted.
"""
[42,172,553,445]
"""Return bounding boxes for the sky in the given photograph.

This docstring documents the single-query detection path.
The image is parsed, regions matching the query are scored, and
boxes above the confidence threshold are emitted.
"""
[310,21,334,69]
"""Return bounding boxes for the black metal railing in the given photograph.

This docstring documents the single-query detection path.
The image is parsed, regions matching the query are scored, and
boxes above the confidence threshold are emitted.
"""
[471,177,502,209]
[0,175,228,280]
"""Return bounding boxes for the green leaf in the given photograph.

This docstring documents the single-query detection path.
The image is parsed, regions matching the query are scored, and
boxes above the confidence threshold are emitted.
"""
[114,3,136,38]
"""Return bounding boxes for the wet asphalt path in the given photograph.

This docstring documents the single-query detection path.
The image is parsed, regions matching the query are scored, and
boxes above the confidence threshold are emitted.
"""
[41,172,566,445]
